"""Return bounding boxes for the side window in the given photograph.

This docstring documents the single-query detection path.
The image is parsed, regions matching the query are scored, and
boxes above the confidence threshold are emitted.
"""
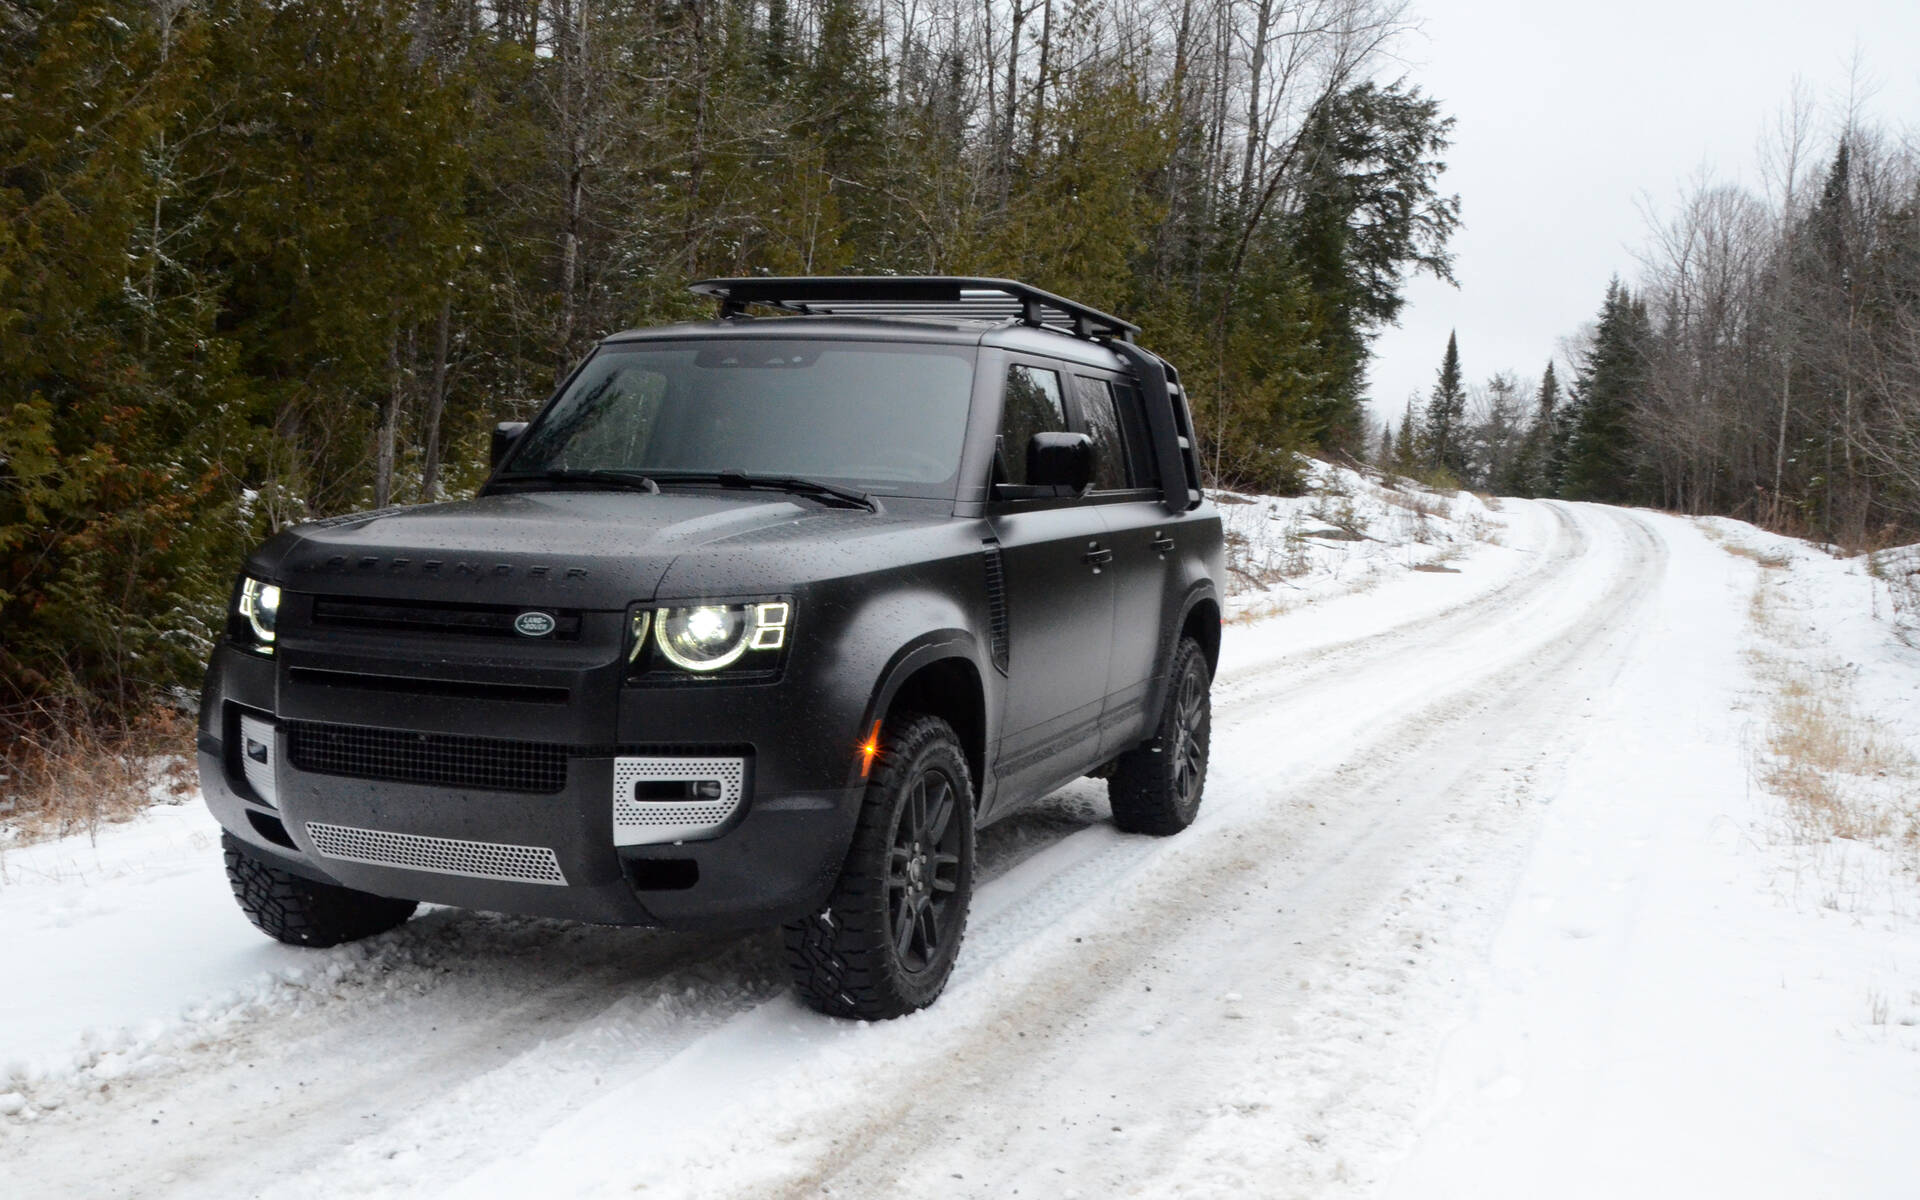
[1073,376,1131,491]
[1109,381,1160,488]
[998,364,1067,485]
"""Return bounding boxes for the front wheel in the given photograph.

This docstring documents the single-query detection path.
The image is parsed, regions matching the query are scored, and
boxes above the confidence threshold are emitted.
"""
[223,833,418,947]
[784,713,976,1020]
[1108,636,1212,835]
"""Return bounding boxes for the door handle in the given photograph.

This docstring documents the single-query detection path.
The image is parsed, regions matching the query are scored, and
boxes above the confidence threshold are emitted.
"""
[1150,534,1176,554]
[1083,543,1114,568]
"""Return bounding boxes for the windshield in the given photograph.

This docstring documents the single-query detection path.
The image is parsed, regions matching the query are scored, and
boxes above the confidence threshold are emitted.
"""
[506,339,976,498]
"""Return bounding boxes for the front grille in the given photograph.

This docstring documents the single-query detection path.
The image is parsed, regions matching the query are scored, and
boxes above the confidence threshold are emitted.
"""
[306,821,566,885]
[311,595,582,640]
[286,721,567,794]
[288,667,569,706]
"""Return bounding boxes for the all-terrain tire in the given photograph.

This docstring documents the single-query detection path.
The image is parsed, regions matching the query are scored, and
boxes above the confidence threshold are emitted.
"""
[223,833,418,947]
[784,713,976,1020]
[1109,636,1212,836]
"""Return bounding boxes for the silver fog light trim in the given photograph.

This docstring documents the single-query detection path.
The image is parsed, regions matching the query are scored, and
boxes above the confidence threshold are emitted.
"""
[612,756,749,846]
[237,713,278,808]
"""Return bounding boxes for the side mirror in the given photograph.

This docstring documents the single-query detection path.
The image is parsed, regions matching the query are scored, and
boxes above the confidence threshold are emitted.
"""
[491,421,528,470]
[1027,431,1095,493]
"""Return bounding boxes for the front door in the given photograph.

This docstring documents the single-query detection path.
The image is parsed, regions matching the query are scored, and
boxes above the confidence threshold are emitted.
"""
[988,363,1116,796]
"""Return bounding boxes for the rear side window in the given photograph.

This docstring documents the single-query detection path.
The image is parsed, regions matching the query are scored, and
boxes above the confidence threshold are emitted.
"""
[1073,376,1131,491]
[1109,381,1159,488]
[999,365,1067,485]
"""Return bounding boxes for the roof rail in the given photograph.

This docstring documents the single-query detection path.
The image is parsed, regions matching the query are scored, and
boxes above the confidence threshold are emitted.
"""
[688,276,1139,342]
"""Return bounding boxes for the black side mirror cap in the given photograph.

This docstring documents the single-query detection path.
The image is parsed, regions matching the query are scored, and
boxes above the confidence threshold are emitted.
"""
[1027,431,1094,493]
[491,421,528,470]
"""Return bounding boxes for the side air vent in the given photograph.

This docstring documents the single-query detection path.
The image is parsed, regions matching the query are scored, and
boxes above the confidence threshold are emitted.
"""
[982,544,1009,674]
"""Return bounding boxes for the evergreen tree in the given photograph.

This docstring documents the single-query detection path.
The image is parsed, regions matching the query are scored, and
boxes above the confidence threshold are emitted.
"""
[1562,279,1652,502]
[1500,361,1560,497]
[1284,82,1460,454]
[1423,332,1466,477]
[1392,400,1423,477]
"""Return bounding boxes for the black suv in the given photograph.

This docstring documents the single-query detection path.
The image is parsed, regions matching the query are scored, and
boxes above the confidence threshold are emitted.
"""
[200,277,1224,1018]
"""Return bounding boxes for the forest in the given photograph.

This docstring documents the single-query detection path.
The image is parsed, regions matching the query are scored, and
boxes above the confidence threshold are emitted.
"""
[2,0,1458,761]
[4,0,1919,795]
[1391,105,1920,552]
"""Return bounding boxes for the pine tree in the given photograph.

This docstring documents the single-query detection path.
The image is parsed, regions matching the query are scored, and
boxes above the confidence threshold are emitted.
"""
[1424,332,1466,477]
[1392,399,1423,477]
[1281,82,1460,454]
[1501,361,1561,497]
[1562,280,1652,502]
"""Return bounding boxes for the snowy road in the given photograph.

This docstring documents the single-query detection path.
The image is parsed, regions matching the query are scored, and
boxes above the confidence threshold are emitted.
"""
[5,498,1915,1198]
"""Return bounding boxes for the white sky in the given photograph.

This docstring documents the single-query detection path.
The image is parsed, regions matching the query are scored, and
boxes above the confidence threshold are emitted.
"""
[1365,0,1920,421]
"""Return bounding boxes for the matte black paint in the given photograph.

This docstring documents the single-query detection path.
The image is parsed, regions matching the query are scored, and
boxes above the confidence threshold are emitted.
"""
[199,311,1224,931]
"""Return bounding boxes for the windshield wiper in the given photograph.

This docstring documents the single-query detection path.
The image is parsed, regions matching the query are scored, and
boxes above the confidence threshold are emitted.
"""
[654,470,878,512]
[493,469,661,494]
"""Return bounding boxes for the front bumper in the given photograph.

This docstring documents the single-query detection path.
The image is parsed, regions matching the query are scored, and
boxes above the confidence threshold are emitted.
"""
[198,637,868,930]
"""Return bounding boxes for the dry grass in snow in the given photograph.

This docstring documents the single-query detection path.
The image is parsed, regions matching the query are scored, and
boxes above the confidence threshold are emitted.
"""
[0,706,197,852]
[1217,458,1506,622]
[1707,519,1920,906]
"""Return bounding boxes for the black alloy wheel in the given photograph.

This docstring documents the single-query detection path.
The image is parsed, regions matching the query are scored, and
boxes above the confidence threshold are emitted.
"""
[1166,661,1208,813]
[887,764,966,972]
[785,712,976,1019]
[1109,635,1212,835]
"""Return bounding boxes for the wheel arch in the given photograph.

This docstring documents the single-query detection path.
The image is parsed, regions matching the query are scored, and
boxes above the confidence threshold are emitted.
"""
[866,636,989,807]
[1180,592,1221,677]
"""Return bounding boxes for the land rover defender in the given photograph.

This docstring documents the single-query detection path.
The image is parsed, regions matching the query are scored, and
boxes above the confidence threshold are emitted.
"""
[199,277,1224,1018]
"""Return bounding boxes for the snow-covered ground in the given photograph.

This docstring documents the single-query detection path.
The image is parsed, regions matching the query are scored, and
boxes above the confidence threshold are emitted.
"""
[3,471,1917,1198]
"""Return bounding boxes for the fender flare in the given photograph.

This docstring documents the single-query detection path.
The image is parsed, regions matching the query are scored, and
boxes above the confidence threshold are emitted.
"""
[854,630,995,797]
[1139,582,1222,735]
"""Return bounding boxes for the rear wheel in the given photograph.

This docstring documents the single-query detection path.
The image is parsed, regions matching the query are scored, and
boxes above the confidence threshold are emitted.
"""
[784,713,976,1019]
[223,833,418,947]
[1108,636,1212,835]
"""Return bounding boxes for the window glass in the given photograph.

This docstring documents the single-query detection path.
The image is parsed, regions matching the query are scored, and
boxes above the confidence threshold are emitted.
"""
[507,340,975,497]
[1109,381,1160,488]
[1074,376,1131,490]
[999,364,1066,485]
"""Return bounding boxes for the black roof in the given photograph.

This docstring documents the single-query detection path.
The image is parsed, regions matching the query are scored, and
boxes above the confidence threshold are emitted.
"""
[689,276,1139,342]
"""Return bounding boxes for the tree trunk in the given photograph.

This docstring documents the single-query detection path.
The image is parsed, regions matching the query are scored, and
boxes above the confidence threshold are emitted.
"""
[1029,0,1051,160]
[419,296,453,499]
[376,332,404,509]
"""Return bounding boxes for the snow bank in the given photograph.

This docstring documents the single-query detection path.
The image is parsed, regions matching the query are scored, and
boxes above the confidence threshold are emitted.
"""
[1217,458,1505,620]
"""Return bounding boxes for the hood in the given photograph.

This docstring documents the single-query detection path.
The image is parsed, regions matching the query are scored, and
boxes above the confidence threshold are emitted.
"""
[252,491,846,608]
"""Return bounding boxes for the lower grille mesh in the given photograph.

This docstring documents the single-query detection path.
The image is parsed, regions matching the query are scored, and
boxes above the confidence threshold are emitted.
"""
[286,722,566,794]
[306,822,566,885]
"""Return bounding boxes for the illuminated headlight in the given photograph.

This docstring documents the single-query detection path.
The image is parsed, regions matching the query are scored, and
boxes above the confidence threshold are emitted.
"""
[236,576,281,652]
[652,602,790,672]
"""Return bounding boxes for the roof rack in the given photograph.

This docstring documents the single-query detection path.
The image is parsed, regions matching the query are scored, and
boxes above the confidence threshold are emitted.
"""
[688,276,1139,342]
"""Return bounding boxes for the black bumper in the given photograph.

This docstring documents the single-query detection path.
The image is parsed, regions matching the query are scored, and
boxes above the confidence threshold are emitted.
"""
[198,640,868,930]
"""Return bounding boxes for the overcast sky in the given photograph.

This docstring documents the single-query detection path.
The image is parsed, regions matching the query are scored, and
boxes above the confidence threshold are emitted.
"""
[1365,0,1920,424]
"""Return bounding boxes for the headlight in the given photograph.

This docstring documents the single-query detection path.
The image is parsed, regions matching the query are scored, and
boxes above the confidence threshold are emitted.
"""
[236,575,281,651]
[650,602,790,673]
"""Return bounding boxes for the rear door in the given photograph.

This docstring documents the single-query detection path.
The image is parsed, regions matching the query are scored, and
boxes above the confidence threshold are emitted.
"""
[988,362,1116,794]
[1067,374,1174,752]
